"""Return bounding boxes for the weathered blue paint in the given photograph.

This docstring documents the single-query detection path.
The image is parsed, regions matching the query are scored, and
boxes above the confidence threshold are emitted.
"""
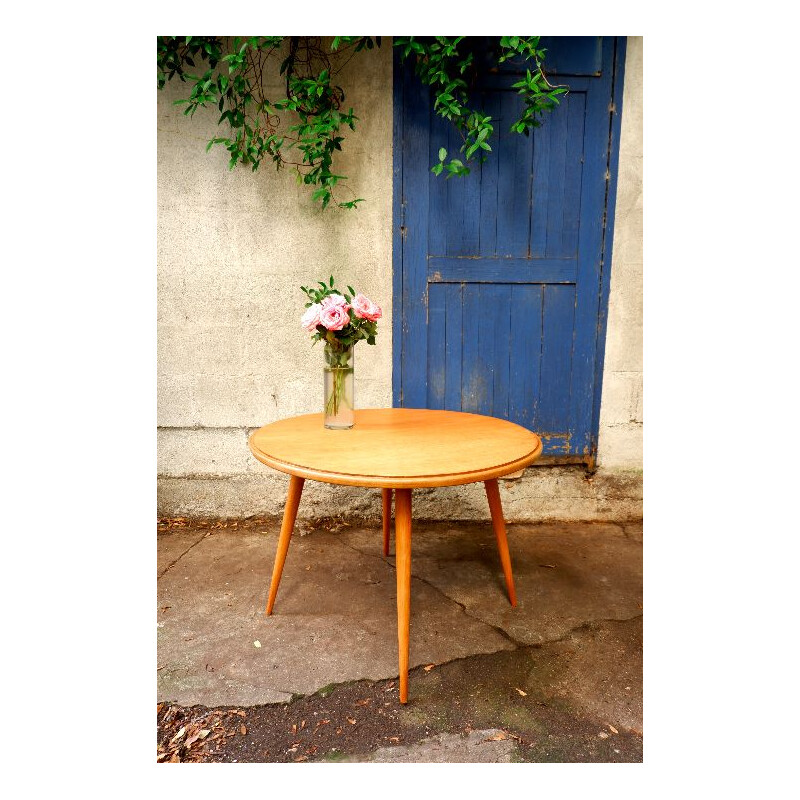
[392,37,626,459]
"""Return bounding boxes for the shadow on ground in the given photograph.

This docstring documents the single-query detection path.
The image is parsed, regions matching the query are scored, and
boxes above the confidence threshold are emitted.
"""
[157,517,642,763]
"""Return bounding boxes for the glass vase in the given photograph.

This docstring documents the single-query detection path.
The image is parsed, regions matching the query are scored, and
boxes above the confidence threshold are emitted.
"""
[323,343,354,429]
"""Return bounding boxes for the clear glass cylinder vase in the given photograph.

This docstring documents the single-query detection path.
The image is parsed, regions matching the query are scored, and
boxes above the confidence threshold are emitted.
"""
[323,343,354,429]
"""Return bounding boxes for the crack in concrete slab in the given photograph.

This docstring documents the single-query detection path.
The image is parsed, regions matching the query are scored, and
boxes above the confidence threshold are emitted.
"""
[334,533,643,676]
[335,536,527,651]
[158,531,210,579]
[285,613,644,707]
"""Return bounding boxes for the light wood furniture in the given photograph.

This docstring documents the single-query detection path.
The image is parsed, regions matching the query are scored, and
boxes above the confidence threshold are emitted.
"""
[248,408,543,703]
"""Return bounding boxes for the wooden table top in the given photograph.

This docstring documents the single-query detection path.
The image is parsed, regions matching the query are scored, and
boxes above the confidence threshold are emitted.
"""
[248,408,542,488]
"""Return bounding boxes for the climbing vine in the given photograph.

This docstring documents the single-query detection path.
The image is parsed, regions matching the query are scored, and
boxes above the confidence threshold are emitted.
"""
[157,36,567,210]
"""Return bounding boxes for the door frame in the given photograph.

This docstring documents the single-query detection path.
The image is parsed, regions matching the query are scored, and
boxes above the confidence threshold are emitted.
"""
[391,37,628,468]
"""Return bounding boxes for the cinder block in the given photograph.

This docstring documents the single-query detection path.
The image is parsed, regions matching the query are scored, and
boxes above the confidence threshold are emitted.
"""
[597,424,643,470]
[158,427,250,476]
[599,371,643,427]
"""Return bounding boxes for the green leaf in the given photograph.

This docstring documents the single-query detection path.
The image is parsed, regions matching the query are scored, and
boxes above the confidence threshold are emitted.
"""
[438,147,447,161]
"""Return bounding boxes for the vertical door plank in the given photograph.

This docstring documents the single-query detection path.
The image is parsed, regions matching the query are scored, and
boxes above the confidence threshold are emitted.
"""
[490,284,512,419]
[561,92,587,257]
[496,90,533,258]
[445,123,481,257]
[544,99,569,258]
[508,284,543,431]
[444,283,464,411]
[530,110,550,259]
[478,91,501,257]
[428,103,449,257]
[475,284,499,416]
[461,284,484,413]
[426,282,446,409]
[537,284,576,435]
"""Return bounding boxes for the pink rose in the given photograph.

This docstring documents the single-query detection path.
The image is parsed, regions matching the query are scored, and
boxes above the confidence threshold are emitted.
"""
[352,293,382,322]
[301,303,323,332]
[321,293,349,309]
[319,303,351,331]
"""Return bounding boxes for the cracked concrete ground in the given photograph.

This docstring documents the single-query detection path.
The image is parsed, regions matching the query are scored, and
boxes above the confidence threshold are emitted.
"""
[157,517,642,762]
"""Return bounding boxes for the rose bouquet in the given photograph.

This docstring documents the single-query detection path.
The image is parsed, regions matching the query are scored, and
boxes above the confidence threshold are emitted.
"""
[301,276,382,429]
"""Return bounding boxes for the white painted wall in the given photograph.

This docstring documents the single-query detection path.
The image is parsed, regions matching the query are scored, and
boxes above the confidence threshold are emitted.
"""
[157,37,643,521]
[598,36,643,470]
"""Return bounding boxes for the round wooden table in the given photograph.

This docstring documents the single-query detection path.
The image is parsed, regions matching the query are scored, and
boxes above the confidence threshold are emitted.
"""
[248,408,543,703]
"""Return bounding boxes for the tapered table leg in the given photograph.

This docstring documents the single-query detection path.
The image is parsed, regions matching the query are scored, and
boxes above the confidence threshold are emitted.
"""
[265,475,305,615]
[484,478,517,607]
[394,488,412,703]
[382,488,392,556]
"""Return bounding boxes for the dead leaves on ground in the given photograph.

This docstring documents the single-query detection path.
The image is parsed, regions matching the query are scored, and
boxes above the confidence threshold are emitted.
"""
[483,730,521,743]
[157,705,247,763]
[157,516,356,535]
[157,517,274,533]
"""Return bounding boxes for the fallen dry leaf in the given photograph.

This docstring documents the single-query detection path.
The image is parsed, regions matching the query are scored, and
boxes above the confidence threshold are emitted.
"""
[608,724,618,734]
[291,724,297,734]
[232,710,247,717]
[336,728,343,735]
[347,717,357,725]
[515,688,528,696]
[294,755,308,762]
[539,564,557,569]
[598,731,609,739]
[387,737,401,742]
[239,726,247,736]
[424,664,435,672]
[356,699,370,706]
[484,732,509,742]
[185,728,204,748]
[169,726,187,744]
[157,703,164,714]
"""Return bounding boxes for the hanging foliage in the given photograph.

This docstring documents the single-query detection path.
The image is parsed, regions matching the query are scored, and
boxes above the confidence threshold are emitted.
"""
[157,36,567,210]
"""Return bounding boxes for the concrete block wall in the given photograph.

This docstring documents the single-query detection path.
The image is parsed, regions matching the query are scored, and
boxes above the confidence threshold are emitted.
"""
[157,37,643,522]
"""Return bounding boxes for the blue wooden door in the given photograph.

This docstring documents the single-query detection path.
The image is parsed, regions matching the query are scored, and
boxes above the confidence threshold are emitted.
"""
[393,37,626,461]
